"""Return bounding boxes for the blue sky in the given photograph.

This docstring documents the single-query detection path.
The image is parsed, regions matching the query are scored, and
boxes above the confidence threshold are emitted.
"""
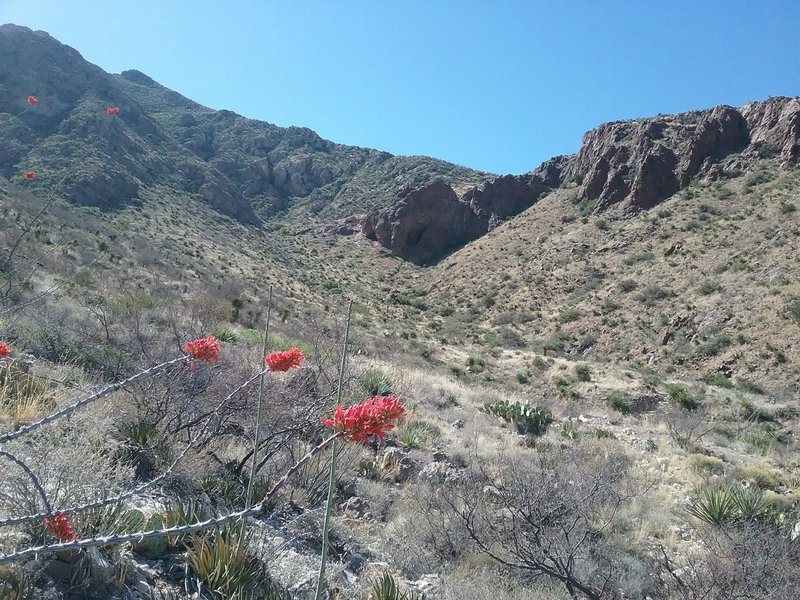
[2,1,798,174]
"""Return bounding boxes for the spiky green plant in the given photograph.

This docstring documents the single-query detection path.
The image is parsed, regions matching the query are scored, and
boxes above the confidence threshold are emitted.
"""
[731,485,767,521]
[688,485,737,525]
[368,573,426,600]
[187,530,264,598]
[398,421,436,449]
[359,369,393,397]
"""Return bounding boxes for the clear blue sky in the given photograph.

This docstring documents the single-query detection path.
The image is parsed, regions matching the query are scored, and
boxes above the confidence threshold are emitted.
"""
[2,1,798,174]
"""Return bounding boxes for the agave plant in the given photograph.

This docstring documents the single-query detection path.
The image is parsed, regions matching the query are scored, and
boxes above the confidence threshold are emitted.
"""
[369,573,426,600]
[687,485,738,525]
[187,529,265,598]
[359,369,393,397]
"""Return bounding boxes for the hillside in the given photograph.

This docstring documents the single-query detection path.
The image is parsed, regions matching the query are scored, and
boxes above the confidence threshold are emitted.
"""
[1,23,800,600]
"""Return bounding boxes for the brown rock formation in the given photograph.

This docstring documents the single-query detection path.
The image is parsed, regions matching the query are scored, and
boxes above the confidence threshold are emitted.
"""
[362,173,552,264]
[568,97,799,213]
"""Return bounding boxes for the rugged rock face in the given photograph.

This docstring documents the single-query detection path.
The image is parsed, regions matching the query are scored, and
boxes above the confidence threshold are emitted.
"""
[362,173,553,264]
[364,98,799,262]
[567,97,800,213]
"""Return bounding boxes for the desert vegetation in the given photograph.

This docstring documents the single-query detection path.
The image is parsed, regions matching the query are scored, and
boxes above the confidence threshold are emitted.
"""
[1,29,800,599]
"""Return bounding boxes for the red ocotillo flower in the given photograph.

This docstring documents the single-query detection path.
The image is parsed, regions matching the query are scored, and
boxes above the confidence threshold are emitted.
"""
[264,347,304,372]
[0,342,10,358]
[27,95,39,106]
[43,513,77,542]
[24,171,35,179]
[106,106,120,116]
[321,396,406,443]
[182,336,220,367]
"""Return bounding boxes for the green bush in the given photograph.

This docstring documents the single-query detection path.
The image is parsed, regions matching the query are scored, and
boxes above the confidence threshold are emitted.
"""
[735,464,783,491]
[606,391,631,414]
[687,453,725,474]
[480,400,553,435]
[704,372,733,388]
[558,307,582,323]
[688,485,737,525]
[574,363,591,382]
[666,384,700,411]
[369,573,426,600]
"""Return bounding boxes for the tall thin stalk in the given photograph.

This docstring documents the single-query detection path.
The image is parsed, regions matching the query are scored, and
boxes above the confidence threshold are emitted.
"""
[237,285,272,553]
[314,300,353,600]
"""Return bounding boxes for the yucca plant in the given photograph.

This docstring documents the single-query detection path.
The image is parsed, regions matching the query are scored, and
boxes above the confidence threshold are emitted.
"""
[187,530,264,598]
[359,369,393,397]
[398,421,436,449]
[731,485,767,521]
[368,573,426,600]
[688,485,738,525]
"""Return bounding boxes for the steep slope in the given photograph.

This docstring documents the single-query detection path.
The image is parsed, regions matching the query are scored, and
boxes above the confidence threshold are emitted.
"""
[0,24,490,224]
[412,161,800,397]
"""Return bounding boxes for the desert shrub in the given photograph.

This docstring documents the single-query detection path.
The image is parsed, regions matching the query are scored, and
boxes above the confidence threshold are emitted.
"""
[688,483,770,525]
[695,333,732,357]
[746,423,780,453]
[636,285,673,306]
[623,251,654,266]
[617,279,638,292]
[515,372,529,384]
[783,297,800,324]
[573,363,591,382]
[398,421,437,449]
[424,445,648,599]
[735,464,784,491]
[187,528,288,598]
[606,391,631,414]
[697,279,722,295]
[688,453,725,475]
[479,400,553,435]
[704,372,733,388]
[736,378,766,395]
[666,384,700,411]
[558,307,582,323]
[688,485,737,525]
[212,325,239,342]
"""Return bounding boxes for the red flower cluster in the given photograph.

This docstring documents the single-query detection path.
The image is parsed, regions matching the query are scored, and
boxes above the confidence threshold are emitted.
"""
[321,396,406,443]
[0,342,10,358]
[43,513,77,542]
[182,336,220,365]
[27,95,38,106]
[106,106,119,116]
[265,347,304,372]
[24,171,35,179]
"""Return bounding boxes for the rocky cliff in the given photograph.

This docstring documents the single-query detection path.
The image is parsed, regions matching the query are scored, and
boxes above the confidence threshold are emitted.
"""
[362,160,565,264]
[567,96,800,213]
[364,98,799,262]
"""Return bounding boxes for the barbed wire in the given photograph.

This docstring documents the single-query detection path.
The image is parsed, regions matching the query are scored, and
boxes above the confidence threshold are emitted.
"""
[0,368,267,528]
[0,433,339,564]
[0,355,188,444]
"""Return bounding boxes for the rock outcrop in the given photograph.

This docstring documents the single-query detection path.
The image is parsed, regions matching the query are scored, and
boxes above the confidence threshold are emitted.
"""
[567,97,800,213]
[364,98,799,262]
[362,171,554,264]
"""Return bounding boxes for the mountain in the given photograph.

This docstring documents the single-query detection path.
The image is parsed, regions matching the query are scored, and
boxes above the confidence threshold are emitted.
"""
[3,24,800,600]
[0,24,490,224]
